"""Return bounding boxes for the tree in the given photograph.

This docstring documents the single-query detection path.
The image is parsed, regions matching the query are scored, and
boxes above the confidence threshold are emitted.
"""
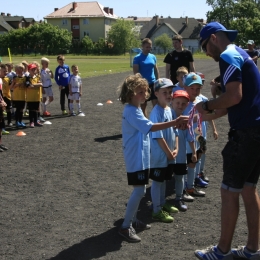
[206,0,260,46]
[81,35,93,55]
[107,19,140,55]
[154,33,172,54]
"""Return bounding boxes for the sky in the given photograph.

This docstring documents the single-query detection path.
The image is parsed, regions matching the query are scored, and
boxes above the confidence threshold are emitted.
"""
[1,0,212,21]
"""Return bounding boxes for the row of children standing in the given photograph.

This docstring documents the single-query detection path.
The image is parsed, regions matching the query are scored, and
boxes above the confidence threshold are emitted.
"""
[0,55,83,140]
[118,69,218,242]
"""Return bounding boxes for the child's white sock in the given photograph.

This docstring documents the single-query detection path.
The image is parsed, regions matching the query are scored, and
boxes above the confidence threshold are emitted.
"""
[69,103,74,112]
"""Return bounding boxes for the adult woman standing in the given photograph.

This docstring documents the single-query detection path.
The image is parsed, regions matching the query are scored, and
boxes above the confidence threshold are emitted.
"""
[133,38,159,117]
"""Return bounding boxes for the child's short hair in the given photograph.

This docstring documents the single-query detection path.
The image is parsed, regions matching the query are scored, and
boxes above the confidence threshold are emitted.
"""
[14,63,25,70]
[32,61,40,68]
[41,57,50,63]
[21,60,29,66]
[71,64,78,70]
[118,73,149,104]
[142,38,152,46]
[57,55,65,61]
[0,64,7,70]
[176,66,188,77]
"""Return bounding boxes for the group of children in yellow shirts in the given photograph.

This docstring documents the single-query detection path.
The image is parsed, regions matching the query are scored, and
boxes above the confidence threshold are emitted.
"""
[0,55,83,152]
[118,67,218,242]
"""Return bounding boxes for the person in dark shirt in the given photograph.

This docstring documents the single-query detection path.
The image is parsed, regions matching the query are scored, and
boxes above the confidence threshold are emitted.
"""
[246,40,258,65]
[164,35,195,84]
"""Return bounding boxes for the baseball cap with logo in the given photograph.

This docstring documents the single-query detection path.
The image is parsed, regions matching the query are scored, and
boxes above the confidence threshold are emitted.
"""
[172,90,190,101]
[154,78,174,91]
[184,73,203,87]
[199,22,238,44]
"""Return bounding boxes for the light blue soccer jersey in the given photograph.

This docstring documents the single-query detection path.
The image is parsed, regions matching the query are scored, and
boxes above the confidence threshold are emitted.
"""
[172,82,185,94]
[133,53,157,84]
[219,44,260,129]
[122,104,153,173]
[172,109,194,163]
[150,105,178,167]
[198,94,209,139]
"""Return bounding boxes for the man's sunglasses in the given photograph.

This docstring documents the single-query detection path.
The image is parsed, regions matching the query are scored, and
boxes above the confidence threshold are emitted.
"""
[201,37,210,52]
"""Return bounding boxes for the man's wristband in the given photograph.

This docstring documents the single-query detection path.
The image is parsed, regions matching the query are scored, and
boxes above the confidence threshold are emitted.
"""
[202,101,213,112]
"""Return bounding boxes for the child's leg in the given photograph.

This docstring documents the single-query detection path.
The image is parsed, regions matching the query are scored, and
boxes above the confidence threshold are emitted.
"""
[151,180,162,213]
[60,88,66,111]
[187,165,196,189]
[200,153,206,173]
[7,109,11,125]
[160,180,166,206]
[69,100,74,113]
[76,100,81,112]
[195,159,201,178]
[175,175,184,200]
[121,185,146,229]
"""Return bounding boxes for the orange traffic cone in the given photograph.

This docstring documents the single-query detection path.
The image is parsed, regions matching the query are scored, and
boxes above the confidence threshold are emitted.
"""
[16,131,26,136]
[106,100,113,104]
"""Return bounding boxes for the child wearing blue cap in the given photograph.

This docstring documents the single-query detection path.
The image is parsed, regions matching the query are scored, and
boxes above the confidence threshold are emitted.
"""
[149,78,179,223]
[118,73,188,243]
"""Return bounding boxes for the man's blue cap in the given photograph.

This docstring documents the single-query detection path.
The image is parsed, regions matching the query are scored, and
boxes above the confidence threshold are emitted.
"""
[184,73,203,87]
[199,22,238,44]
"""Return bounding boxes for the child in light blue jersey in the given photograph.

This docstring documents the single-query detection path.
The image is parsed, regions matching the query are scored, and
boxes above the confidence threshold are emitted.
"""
[118,73,188,243]
[183,73,206,198]
[150,78,179,223]
[171,90,197,210]
[172,66,188,94]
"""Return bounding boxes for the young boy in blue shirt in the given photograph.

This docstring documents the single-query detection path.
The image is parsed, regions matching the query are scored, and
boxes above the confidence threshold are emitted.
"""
[55,55,71,115]
[149,78,179,223]
[171,90,197,210]
[118,74,189,242]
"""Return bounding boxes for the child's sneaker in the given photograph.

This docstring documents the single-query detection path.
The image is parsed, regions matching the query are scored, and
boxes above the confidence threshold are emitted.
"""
[0,144,8,150]
[70,112,76,116]
[2,129,9,135]
[182,190,195,202]
[118,226,141,243]
[38,116,45,122]
[186,187,205,197]
[23,111,29,116]
[231,246,260,259]
[152,210,174,223]
[7,122,13,127]
[43,111,51,116]
[3,110,7,116]
[194,177,208,188]
[199,171,209,182]
[62,110,68,115]
[195,246,233,260]
[16,122,22,128]
[162,201,179,214]
[173,199,187,212]
[20,122,26,128]
[35,121,43,127]
[30,122,35,128]
[132,219,151,230]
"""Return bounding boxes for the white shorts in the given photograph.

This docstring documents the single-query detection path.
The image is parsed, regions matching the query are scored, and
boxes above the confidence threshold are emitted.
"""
[68,93,80,100]
[42,86,53,97]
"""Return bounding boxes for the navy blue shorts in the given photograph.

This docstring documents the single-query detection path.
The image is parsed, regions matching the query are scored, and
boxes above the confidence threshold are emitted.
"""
[222,127,260,191]
[127,169,149,185]
[150,164,175,182]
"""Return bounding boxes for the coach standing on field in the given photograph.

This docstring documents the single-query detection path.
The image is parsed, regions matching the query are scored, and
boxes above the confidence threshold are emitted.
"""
[194,22,260,260]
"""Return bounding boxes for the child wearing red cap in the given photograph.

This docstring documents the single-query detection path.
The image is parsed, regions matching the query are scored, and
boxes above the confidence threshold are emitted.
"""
[171,90,197,210]
[25,63,43,127]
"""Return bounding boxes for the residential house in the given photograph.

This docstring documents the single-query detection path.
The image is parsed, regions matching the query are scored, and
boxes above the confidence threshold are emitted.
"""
[140,16,203,54]
[44,2,118,42]
[0,15,13,34]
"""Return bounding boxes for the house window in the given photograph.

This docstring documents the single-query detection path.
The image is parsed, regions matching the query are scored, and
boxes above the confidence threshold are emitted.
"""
[83,19,89,25]
[84,31,89,36]
[62,19,68,25]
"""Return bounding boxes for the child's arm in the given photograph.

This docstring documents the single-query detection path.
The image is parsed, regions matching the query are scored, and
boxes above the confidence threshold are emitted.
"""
[208,120,218,140]
[172,136,178,158]
[150,115,189,132]
[188,141,197,162]
[157,138,175,161]
[79,83,82,96]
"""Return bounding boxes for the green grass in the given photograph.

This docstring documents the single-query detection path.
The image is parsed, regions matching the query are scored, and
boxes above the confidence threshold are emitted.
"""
[0,52,208,78]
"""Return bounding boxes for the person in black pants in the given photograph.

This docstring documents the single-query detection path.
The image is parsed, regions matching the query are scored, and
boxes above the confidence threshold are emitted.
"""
[54,55,71,115]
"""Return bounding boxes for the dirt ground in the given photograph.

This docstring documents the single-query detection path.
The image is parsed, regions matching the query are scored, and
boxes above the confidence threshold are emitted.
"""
[0,59,256,260]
